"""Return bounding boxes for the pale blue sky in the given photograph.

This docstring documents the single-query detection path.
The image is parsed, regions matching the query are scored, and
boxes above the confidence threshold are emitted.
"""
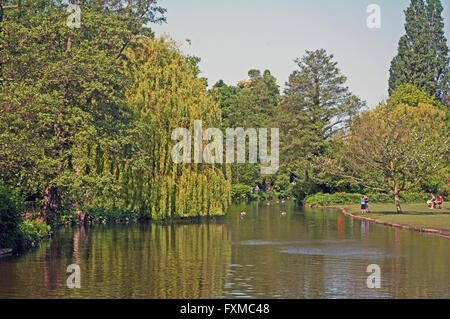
[152,0,449,108]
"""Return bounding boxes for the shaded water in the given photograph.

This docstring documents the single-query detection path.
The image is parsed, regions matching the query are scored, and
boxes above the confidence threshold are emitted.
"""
[0,202,449,298]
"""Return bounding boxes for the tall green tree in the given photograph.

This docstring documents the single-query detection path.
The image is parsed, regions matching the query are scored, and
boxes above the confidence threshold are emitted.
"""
[278,49,365,197]
[212,70,280,190]
[225,69,279,128]
[123,38,231,218]
[317,100,448,213]
[211,80,238,128]
[0,0,166,223]
[388,0,449,101]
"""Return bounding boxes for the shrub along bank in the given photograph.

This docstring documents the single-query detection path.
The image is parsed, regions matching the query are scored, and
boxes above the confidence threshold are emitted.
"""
[303,192,432,207]
[0,181,50,252]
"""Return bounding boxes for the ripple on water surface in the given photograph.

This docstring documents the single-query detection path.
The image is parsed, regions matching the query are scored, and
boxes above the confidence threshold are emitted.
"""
[238,239,357,246]
[280,246,393,259]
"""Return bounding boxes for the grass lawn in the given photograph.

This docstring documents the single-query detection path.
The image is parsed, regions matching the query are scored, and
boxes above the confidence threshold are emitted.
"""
[342,203,450,232]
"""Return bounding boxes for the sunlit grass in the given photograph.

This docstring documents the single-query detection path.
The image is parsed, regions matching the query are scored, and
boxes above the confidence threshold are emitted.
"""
[342,203,450,231]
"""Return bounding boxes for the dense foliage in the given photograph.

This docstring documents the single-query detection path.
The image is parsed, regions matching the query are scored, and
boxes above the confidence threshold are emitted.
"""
[389,0,449,101]
[231,184,253,202]
[0,0,448,252]
[278,49,365,200]
[212,69,280,191]
[304,192,433,207]
[121,38,231,218]
[0,180,50,251]
[0,0,167,225]
[0,180,22,248]
[316,96,448,213]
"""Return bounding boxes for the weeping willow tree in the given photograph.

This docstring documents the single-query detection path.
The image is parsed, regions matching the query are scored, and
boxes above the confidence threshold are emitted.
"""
[117,37,231,219]
[0,2,229,223]
[61,37,231,220]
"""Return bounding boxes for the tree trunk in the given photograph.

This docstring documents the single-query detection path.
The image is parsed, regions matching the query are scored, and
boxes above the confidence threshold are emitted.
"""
[75,210,89,224]
[391,161,402,214]
[66,34,74,51]
[41,186,61,224]
[394,190,402,214]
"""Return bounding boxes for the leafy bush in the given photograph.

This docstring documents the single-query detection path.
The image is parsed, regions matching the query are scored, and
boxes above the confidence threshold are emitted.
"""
[250,191,273,201]
[16,219,51,250]
[1,180,51,252]
[304,192,362,206]
[399,192,433,203]
[273,176,294,199]
[56,210,78,226]
[0,181,23,249]
[438,184,450,198]
[231,184,252,202]
[292,180,319,202]
[232,180,294,203]
[88,207,141,224]
[304,191,434,206]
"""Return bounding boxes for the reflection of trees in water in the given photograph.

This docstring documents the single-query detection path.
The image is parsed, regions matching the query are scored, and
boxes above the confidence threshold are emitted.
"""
[81,222,231,298]
[1,208,449,298]
[223,205,332,298]
[224,206,450,298]
[73,224,87,264]
[383,230,450,298]
[337,214,344,240]
[392,228,400,297]
[41,225,87,292]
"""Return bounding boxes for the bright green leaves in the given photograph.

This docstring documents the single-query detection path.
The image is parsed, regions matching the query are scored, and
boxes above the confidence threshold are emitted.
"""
[121,38,231,219]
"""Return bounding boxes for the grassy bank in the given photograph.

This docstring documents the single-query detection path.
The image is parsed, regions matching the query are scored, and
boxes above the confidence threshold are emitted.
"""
[303,192,450,233]
[341,203,450,232]
[303,192,432,206]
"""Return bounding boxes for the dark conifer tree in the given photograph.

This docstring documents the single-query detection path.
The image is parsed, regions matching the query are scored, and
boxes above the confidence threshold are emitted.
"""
[389,0,449,102]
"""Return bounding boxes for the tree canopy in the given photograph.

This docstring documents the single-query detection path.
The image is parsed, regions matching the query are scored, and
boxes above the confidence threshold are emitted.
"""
[278,49,365,199]
[317,95,448,213]
[389,0,449,102]
[122,38,231,218]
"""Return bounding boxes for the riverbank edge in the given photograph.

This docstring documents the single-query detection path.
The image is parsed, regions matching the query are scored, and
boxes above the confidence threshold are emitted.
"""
[0,232,53,258]
[0,248,13,257]
[1,213,226,257]
[306,205,450,240]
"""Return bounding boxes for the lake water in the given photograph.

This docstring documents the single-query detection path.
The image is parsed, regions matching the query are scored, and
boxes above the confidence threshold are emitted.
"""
[0,201,449,298]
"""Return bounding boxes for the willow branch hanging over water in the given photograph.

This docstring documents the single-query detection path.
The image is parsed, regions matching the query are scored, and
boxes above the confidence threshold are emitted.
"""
[118,37,231,219]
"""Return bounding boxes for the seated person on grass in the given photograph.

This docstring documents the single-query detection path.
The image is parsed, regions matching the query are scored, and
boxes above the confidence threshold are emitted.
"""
[427,195,437,209]
[436,196,444,209]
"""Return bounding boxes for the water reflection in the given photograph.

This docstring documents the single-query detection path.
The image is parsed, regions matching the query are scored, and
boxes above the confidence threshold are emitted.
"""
[0,202,449,298]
